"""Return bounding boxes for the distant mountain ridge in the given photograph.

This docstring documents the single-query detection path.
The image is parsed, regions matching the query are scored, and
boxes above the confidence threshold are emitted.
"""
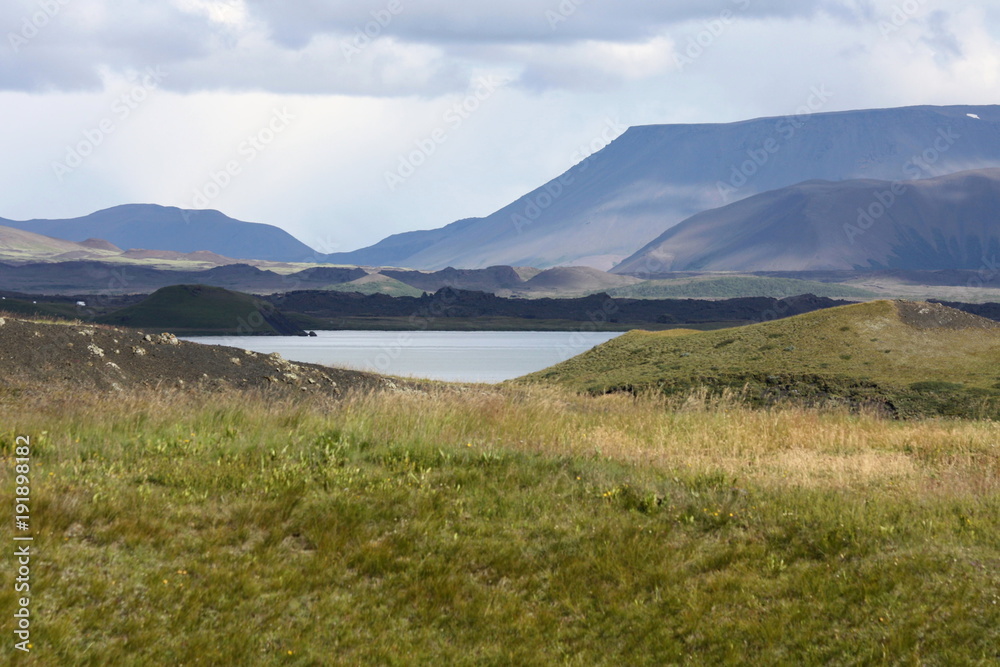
[327,105,1000,271]
[614,168,1000,273]
[0,204,320,263]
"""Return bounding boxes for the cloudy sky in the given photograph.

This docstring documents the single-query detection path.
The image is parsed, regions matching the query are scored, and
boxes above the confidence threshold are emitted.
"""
[1,0,997,253]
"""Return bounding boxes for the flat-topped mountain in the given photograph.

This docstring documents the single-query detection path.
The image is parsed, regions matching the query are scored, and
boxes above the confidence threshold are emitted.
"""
[328,105,1000,271]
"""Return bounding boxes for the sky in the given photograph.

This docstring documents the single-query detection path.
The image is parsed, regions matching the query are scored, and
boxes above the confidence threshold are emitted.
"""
[1,0,998,254]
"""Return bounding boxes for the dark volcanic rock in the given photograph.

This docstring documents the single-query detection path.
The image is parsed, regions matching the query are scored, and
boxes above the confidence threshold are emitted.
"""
[268,288,850,326]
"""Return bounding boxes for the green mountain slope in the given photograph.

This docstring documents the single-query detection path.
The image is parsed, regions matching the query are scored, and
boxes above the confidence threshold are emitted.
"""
[522,300,1000,417]
[98,285,305,335]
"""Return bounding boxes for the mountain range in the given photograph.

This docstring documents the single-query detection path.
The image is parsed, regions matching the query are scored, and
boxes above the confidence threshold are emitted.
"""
[326,105,1000,271]
[5,104,1000,278]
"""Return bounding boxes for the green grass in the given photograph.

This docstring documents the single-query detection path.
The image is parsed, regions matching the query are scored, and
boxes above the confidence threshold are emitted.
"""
[523,300,1000,418]
[607,276,878,299]
[1,385,998,663]
[97,284,297,335]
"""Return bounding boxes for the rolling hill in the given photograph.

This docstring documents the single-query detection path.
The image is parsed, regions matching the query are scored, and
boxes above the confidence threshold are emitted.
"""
[615,168,1000,274]
[328,105,1000,271]
[521,300,1000,417]
[97,284,306,335]
[0,204,321,262]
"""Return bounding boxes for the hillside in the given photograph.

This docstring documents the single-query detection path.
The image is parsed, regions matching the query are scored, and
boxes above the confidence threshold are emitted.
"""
[97,285,306,335]
[0,261,367,295]
[382,265,526,293]
[0,315,386,393]
[607,276,877,299]
[616,168,1000,273]
[327,105,1000,270]
[0,224,119,263]
[327,273,426,297]
[518,266,640,295]
[0,204,321,262]
[522,300,1000,417]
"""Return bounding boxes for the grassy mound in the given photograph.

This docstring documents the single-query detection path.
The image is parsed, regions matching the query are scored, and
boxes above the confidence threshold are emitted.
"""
[1,385,997,663]
[607,276,877,299]
[98,285,304,335]
[522,300,1000,418]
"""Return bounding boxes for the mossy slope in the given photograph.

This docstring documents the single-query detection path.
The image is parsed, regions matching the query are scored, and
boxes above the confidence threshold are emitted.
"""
[523,300,1000,417]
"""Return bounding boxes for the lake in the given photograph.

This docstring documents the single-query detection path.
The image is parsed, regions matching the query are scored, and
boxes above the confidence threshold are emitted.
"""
[182,330,623,383]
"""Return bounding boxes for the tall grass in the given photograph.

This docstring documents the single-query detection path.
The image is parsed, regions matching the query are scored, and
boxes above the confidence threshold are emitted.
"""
[1,382,998,663]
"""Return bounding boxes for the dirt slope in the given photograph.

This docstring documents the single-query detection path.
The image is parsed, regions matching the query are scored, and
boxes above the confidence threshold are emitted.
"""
[0,316,392,394]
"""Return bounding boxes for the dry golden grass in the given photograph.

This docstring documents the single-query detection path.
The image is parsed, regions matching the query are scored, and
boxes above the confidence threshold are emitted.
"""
[2,380,998,663]
[8,380,997,499]
[314,383,1000,495]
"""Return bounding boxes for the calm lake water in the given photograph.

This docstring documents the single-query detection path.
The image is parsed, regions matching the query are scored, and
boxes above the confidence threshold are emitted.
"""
[183,331,623,383]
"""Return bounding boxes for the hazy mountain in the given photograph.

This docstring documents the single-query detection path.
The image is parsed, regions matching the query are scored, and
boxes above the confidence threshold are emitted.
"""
[327,105,1000,271]
[518,267,640,294]
[0,224,117,262]
[614,168,1000,273]
[0,204,320,262]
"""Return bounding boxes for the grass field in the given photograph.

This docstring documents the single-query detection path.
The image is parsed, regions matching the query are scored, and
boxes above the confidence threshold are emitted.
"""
[526,301,1000,419]
[2,382,998,664]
